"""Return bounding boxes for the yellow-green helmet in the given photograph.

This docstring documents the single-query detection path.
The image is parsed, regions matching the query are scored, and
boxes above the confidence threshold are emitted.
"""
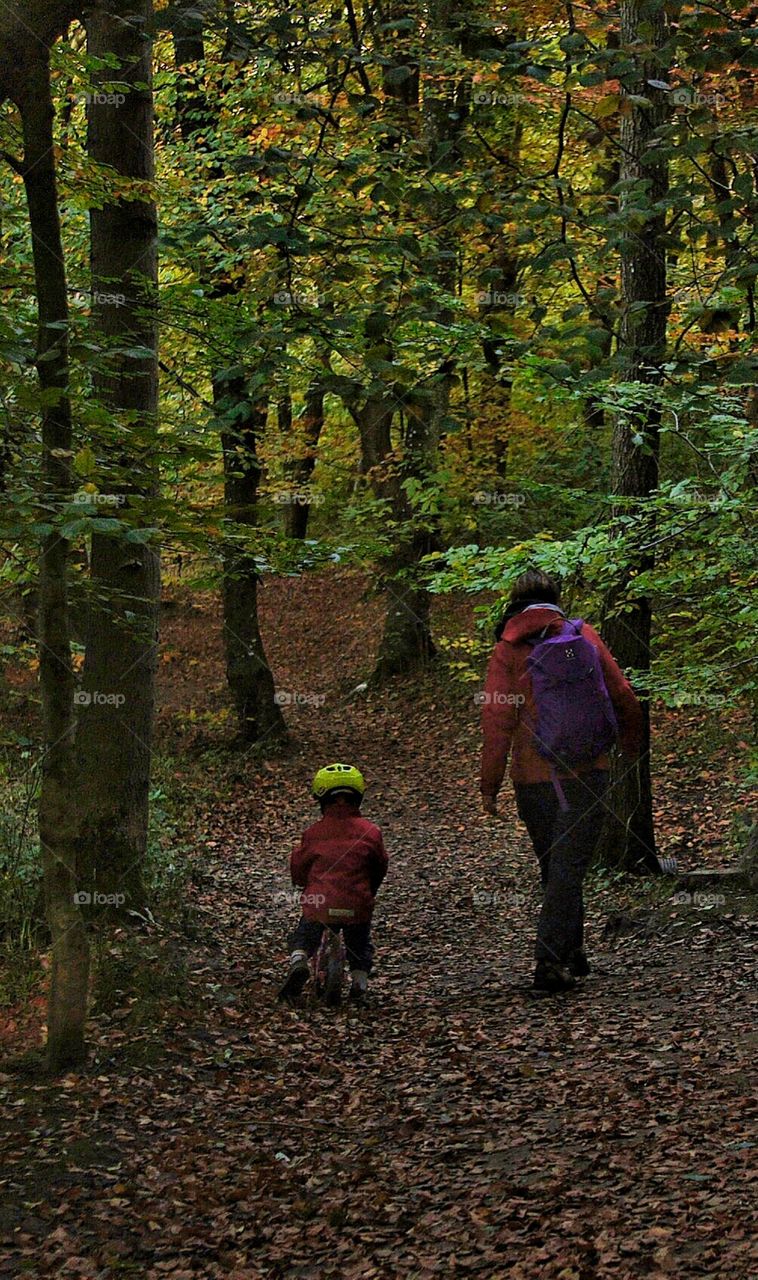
[311,762,366,802]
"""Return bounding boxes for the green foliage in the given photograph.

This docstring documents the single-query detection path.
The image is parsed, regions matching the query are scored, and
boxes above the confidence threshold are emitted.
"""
[427,381,757,731]
[1,2,756,806]
[0,738,44,1005]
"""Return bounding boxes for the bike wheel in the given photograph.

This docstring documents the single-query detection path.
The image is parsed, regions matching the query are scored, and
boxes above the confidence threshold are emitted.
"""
[324,931,344,1008]
[312,935,328,998]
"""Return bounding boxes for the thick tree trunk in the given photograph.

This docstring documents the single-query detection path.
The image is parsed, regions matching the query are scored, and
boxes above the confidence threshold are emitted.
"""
[19,56,90,1070]
[364,5,469,683]
[595,0,672,873]
[371,530,436,682]
[216,373,287,746]
[75,0,160,911]
[349,388,439,681]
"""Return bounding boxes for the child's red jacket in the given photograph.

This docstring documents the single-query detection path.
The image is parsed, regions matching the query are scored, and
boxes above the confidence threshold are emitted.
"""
[290,810,388,924]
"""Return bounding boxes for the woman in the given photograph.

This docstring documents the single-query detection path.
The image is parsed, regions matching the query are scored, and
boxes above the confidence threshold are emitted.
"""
[480,569,643,992]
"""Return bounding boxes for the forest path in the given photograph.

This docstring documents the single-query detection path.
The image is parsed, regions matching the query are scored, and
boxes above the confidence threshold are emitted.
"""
[1,577,756,1278]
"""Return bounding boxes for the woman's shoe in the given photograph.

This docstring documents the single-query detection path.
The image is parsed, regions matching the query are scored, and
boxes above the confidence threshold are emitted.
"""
[533,961,576,993]
[348,970,368,1003]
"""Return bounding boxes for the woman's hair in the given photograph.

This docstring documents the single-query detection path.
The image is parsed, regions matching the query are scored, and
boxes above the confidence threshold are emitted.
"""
[508,568,561,607]
[494,568,562,640]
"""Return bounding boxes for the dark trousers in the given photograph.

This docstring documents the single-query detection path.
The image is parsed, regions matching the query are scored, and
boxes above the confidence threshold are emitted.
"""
[289,917,374,974]
[514,769,609,966]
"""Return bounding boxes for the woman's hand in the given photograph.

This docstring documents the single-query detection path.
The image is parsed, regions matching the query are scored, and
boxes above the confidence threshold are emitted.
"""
[481,794,499,817]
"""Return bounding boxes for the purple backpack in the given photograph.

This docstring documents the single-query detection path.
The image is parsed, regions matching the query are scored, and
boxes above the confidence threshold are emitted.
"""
[524,618,618,808]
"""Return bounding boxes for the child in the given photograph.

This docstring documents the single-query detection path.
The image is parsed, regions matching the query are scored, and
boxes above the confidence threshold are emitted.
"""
[278,763,388,1004]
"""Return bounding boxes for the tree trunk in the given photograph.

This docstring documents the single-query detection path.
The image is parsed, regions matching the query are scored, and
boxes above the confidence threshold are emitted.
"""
[216,373,287,746]
[19,55,89,1070]
[75,0,160,911]
[364,4,468,683]
[171,0,206,141]
[171,5,284,745]
[371,529,437,682]
[595,0,672,873]
[283,383,325,539]
[348,385,438,681]
[476,240,520,482]
[582,30,620,433]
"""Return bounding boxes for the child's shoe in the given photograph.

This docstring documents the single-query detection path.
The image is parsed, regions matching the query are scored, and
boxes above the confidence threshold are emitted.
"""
[277,952,309,1002]
[533,961,576,993]
[567,949,591,978]
[348,970,369,1003]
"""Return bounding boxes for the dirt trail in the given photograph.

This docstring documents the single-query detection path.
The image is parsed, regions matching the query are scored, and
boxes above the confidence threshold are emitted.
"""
[1,579,756,1278]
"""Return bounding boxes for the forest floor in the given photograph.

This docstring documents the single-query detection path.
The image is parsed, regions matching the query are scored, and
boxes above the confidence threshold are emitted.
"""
[1,573,756,1279]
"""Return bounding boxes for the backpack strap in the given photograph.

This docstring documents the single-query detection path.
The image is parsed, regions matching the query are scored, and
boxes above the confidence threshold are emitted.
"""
[527,624,550,646]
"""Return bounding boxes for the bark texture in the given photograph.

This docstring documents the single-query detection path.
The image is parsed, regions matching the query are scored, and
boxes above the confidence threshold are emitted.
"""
[596,0,672,873]
[215,373,287,745]
[19,55,90,1070]
[360,3,468,682]
[75,0,160,910]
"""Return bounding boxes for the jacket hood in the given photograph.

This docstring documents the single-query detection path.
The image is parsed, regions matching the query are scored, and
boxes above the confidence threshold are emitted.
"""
[495,598,565,642]
[501,604,567,645]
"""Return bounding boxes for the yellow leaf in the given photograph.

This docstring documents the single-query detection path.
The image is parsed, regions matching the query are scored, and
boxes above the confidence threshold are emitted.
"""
[68,445,91,473]
[595,94,620,119]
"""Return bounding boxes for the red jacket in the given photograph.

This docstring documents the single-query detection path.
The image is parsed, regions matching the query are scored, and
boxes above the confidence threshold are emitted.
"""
[480,607,643,795]
[290,810,388,924]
